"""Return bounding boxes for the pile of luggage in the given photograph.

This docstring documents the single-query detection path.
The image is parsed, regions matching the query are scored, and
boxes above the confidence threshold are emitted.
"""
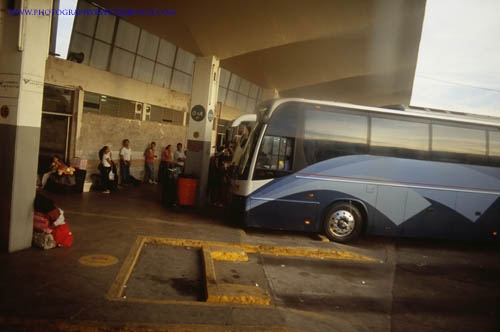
[33,192,73,250]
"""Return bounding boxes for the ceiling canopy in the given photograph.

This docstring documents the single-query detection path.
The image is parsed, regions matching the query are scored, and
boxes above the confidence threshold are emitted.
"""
[94,0,426,106]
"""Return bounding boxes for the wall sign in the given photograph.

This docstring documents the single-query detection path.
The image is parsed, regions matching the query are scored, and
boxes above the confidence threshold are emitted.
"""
[190,104,206,122]
[0,105,9,118]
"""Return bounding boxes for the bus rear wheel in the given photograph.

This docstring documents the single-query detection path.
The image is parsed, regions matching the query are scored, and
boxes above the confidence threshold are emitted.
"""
[323,202,363,243]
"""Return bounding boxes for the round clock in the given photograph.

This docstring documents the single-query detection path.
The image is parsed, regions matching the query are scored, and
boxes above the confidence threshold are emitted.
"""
[190,105,206,122]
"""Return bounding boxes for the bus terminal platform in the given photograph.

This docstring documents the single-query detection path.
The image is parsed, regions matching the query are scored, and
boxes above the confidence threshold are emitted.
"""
[1,184,499,332]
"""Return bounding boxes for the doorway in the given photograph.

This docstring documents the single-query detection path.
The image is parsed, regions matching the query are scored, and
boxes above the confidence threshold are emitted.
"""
[38,85,74,176]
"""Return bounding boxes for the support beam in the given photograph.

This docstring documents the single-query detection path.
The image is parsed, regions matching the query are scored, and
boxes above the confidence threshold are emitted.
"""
[184,56,220,207]
[0,0,52,252]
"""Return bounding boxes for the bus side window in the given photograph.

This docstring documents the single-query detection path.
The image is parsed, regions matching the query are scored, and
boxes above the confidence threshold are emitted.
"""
[489,131,500,166]
[432,124,486,164]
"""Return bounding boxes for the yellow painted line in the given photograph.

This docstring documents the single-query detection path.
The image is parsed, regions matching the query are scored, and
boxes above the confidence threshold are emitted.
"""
[316,234,330,242]
[207,246,248,262]
[107,235,375,306]
[107,236,146,300]
[106,296,269,307]
[146,236,226,248]
[202,247,270,305]
[208,283,271,305]
[145,236,376,262]
[244,244,376,262]
[79,254,119,267]
[0,317,301,332]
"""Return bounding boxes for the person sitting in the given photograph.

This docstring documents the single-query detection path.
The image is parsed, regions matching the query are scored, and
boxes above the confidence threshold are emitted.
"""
[41,155,75,188]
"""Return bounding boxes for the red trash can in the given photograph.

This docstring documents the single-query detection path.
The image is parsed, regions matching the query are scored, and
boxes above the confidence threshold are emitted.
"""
[177,176,198,206]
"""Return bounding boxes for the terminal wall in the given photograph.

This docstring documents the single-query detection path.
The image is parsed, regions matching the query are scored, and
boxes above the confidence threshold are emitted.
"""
[43,56,248,184]
[45,57,246,121]
[79,112,186,181]
[45,56,189,111]
[45,56,190,182]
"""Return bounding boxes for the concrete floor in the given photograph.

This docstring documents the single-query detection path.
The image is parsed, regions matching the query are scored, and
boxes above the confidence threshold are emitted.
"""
[0,184,372,331]
[1,183,499,332]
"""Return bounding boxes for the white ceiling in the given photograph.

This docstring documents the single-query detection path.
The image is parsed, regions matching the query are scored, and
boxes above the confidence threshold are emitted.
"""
[94,0,426,106]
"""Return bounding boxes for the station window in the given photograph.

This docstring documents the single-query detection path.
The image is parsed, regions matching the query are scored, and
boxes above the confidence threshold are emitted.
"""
[82,92,100,113]
[100,96,135,119]
[149,105,184,126]
[83,92,184,126]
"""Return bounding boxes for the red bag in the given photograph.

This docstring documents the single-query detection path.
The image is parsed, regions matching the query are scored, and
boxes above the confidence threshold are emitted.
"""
[33,212,51,232]
[51,223,73,248]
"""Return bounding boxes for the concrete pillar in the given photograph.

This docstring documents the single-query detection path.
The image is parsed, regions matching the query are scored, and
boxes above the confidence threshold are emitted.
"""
[184,56,220,207]
[0,0,52,252]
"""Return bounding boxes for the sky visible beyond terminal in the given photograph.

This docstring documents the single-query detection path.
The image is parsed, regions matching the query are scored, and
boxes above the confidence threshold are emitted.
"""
[410,0,500,117]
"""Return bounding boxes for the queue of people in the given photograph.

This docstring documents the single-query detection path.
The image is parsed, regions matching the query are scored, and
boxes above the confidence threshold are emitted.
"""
[94,139,233,208]
[96,140,188,194]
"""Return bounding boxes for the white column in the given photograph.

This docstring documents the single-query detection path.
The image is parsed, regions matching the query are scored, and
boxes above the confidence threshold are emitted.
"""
[0,0,52,252]
[184,56,220,206]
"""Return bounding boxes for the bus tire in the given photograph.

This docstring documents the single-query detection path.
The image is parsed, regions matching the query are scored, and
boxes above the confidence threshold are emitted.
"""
[323,202,363,243]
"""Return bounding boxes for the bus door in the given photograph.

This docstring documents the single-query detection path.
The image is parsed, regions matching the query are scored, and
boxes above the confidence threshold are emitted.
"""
[247,135,318,231]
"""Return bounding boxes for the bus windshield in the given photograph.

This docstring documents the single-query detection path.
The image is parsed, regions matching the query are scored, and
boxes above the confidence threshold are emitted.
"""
[236,121,261,179]
[228,115,256,168]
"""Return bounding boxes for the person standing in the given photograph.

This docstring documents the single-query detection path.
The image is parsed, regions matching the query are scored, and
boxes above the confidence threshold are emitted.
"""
[173,142,186,174]
[158,144,173,184]
[119,139,132,184]
[144,142,157,184]
[99,146,113,194]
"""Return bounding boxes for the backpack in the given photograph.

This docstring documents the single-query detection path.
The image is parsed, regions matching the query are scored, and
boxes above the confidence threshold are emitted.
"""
[51,223,74,248]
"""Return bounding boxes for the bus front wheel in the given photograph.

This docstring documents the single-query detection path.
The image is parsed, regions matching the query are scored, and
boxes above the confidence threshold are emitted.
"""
[323,202,363,243]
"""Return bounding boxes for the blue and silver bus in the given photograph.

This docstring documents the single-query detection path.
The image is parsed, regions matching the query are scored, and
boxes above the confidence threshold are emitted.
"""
[230,98,500,243]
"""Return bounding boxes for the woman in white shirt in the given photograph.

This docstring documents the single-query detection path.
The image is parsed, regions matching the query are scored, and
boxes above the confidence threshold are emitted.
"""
[99,145,113,194]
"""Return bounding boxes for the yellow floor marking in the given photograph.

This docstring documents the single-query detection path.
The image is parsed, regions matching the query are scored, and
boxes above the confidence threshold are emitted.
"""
[202,247,270,305]
[79,254,119,267]
[146,236,376,262]
[107,236,146,300]
[207,246,248,262]
[107,235,376,305]
[316,234,331,242]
